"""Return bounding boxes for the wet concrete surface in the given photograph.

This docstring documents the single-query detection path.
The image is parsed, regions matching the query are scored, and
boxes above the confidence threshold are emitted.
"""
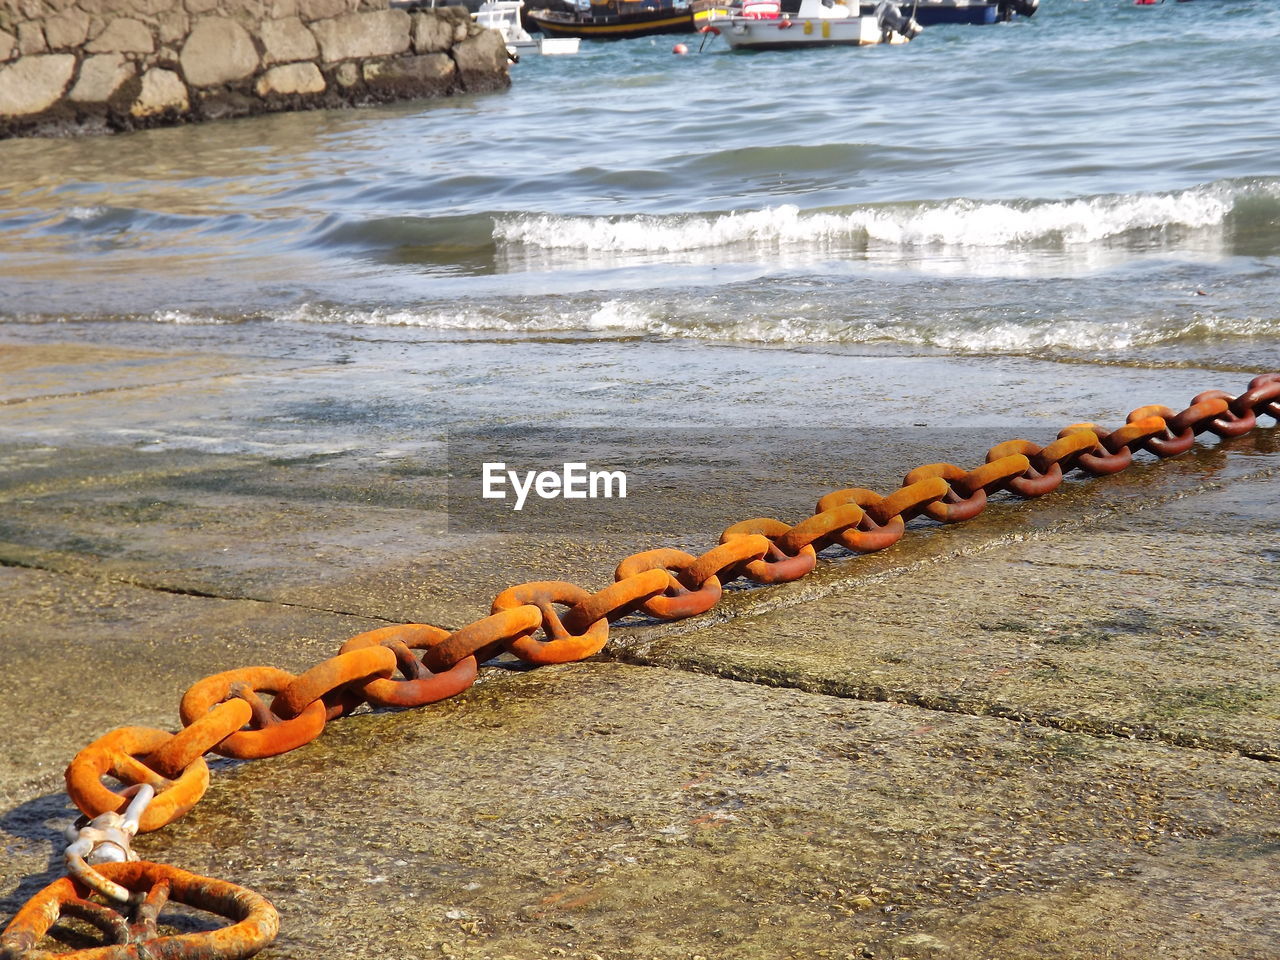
[0,335,1277,958]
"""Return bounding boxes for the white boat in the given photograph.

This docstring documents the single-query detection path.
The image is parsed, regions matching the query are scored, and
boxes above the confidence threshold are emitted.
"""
[702,0,920,50]
[472,0,582,56]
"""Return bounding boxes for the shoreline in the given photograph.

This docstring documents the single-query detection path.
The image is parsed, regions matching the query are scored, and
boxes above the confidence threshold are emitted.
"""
[2,333,1277,957]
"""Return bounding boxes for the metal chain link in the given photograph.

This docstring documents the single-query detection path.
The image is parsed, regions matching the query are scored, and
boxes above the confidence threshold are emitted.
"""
[3,373,1278,959]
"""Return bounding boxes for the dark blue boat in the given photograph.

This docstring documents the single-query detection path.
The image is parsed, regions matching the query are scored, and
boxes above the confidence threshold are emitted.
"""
[899,0,1037,25]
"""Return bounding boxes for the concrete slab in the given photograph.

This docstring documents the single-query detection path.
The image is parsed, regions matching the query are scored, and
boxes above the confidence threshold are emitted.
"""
[2,335,1278,959]
[620,471,1280,760]
[7,665,1277,960]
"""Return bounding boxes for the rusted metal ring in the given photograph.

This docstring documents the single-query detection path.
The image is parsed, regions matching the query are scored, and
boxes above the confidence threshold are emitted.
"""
[815,488,906,551]
[1127,404,1196,458]
[1191,389,1258,438]
[564,568,671,630]
[492,581,609,665]
[1031,429,1099,473]
[422,606,543,672]
[65,727,209,833]
[867,477,950,526]
[1057,424,1132,476]
[1168,396,1231,436]
[1104,414,1168,454]
[986,440,1063,498]
[775,503,865,555]
[339,624,478,709]
[901,465,986,523]
[721,519,817,584]
[273,646,397,721]
[181,667,329,760]
[962,453,1031,497]
[147,699,253,779]
[684,535,772,588]
[1236,373,1280,419]
[614,549,723,620]
[0,861,279,960]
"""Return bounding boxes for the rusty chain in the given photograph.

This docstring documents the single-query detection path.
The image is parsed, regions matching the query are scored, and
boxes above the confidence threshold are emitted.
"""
[3,373,1278,958]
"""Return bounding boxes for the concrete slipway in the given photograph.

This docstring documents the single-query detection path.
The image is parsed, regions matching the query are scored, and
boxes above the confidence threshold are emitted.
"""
[0,332,1276,959]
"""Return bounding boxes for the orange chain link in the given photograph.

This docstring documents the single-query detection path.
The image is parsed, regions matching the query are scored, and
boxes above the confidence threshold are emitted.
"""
[4,373,1278,959]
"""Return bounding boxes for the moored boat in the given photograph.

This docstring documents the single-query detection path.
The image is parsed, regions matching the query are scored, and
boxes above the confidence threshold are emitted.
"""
[528,0,698,39]
[905,0,1038,26]
[702,0,920,50]
[473,0,582,55]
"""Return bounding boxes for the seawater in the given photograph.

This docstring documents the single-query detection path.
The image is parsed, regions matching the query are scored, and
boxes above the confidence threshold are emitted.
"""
[1,0,1278,369]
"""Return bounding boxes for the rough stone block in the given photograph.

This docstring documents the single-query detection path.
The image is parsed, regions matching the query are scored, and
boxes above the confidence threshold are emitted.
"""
[259,16,318,65]
[268,0,300,18]
[157,10,190,44]
[17,21,46,54]
[0,54,75,115]
[256,61,325,96]
[184,0,221,14]
[130,66,188,116]
[411,12,452,54]
[128,0,176,14]
[310,9,410,62]
[181,17,260,87]
[451,29,507,84]
[44,9,91,49]
[69,52,135,102]
[86,17,154,54]
[333,60,358,87]
[361,52,455,93]
[297,0,354,19]
[0,30,15,62]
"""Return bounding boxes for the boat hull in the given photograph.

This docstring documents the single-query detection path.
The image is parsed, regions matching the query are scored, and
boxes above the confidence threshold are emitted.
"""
[528,7,696,37]
[715,14,904,48]
[906,1,998,26]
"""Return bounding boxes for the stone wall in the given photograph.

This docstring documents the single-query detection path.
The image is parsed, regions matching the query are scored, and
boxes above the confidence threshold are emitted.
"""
[0,0,509,138]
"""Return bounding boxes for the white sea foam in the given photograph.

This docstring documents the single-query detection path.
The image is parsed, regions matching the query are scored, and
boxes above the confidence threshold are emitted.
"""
[493,182,1258,253]
[268,302,1280,355]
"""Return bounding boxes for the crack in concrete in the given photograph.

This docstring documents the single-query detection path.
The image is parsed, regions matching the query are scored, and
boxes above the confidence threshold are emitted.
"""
[0,554,399,625]
[605,647,1279,764]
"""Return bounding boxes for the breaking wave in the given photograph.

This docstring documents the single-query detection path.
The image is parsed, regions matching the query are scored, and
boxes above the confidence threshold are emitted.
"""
[494,179,1280,254]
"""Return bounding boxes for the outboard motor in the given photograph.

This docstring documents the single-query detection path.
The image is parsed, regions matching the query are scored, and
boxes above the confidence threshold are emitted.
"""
[998,0,1038,18]
[875,0,922,38]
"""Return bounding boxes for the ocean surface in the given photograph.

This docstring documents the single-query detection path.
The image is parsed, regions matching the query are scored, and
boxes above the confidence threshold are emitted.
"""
[1,0,1278,370]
